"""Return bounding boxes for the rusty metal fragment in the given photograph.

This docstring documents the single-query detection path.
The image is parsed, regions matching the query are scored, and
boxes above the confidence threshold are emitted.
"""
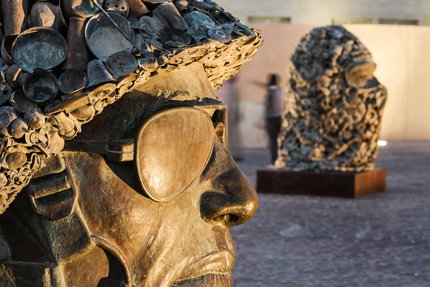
[1,0,28,36]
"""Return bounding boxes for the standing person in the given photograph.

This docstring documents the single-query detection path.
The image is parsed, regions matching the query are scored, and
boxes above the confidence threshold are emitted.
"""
[265,74,284,164]
[217,76,243,160]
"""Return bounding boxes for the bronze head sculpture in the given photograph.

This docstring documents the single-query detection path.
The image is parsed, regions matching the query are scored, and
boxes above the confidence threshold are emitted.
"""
[0,0,262,286]
[277,25,387,172]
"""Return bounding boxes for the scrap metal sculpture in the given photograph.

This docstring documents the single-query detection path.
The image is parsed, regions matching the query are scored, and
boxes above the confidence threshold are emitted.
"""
[277,25,387,172]
[0,0,261,286]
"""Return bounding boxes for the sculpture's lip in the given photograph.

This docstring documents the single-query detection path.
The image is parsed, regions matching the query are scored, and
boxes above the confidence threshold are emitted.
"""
[175,250,235,283]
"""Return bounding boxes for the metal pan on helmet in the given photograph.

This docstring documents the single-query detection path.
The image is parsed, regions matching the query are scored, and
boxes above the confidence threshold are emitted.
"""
[183,11,216,30]
[160,29,192,48]
[85,12,135,61]
[137,16,165,38]
[106,51,138,79]
[233,21,255,37]
[60,0,104,20]
[187,0,216,11]
[28,1,66,31]
[208,27,232,43]
[209,8,236,24]
[23,70,59,104]
[87,59,116,88]
[128,0,149,18]
[58,69,88,95]
[187,24,207,42]
[175,0,190,14]
[11,27,68,73]
[104,0,130,17]
[152,2,188,31]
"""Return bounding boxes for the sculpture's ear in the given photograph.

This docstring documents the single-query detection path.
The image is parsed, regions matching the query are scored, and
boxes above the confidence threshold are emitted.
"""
[27,155,78,221]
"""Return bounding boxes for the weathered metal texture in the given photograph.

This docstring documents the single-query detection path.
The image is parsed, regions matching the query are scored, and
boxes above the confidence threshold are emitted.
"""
[104,0,130,17]
[85,12,135,61]
[58,69,88,95]
[11,27,68,73]
[1,0,28,36]
[0,65,258,286]
[0,0,262,215]
[276,25,388,172]
[128,0,149,18]
[28,1,65,31]
[60,0,102,20]
[22,70,59,103]
[64,17,90,71]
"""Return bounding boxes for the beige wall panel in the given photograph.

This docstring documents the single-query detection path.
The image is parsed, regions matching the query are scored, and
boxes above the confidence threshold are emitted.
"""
[217,0,429,25]
[406,27,430,139]
[347,25,410,140]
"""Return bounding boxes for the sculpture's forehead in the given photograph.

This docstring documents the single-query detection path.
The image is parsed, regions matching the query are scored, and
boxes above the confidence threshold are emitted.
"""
[134,63,218,101]
[70,63,223,144]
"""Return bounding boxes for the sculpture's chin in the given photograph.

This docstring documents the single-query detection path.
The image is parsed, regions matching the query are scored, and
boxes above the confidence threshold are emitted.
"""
[171,273,233,287]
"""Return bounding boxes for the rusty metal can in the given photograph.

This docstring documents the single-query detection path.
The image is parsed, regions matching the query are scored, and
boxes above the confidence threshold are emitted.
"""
[28,1,66,31]
[64,17,89,71]
[2,0,29,36]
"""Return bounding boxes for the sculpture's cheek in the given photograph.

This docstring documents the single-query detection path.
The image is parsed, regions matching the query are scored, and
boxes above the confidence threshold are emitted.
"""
[64,152,231,286]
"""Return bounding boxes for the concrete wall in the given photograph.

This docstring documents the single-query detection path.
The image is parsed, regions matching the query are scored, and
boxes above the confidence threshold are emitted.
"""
[230,24,430,148]
[217,0,430,25]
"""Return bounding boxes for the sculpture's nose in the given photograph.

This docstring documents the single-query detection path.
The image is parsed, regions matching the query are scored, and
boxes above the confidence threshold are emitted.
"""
[200,139,259,227]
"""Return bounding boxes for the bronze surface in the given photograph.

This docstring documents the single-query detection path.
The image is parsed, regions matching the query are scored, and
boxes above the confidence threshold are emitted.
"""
[0,65,259,286]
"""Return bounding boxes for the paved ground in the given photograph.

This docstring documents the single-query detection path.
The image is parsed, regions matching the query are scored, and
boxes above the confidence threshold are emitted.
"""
[231,142,430,287]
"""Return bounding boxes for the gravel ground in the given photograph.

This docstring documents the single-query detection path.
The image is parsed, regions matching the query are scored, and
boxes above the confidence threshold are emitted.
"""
[231,142,430,287]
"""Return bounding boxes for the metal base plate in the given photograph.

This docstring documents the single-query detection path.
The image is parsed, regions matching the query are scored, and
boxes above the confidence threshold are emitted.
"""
[257,169,387,198]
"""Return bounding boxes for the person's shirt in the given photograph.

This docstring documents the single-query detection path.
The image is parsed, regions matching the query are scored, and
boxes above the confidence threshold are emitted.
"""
[265,85,283,119]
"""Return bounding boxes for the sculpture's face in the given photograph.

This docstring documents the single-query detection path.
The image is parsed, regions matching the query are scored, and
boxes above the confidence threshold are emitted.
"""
[64,137,256,287]
[0,65,258,287]
[60,65,258,287]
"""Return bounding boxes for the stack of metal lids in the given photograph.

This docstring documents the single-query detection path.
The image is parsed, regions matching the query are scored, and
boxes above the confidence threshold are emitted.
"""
[0,0,257,103]
[0,0,262,214]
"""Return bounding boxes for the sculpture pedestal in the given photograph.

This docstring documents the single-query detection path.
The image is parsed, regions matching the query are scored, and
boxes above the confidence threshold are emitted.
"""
[257,169,387,198]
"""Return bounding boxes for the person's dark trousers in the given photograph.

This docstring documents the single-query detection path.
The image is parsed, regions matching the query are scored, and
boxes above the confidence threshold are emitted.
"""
[266,116,282,164]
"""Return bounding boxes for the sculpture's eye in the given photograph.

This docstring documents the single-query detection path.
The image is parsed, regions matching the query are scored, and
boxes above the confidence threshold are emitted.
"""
[135,107,215,201]
[66,105,228,202]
